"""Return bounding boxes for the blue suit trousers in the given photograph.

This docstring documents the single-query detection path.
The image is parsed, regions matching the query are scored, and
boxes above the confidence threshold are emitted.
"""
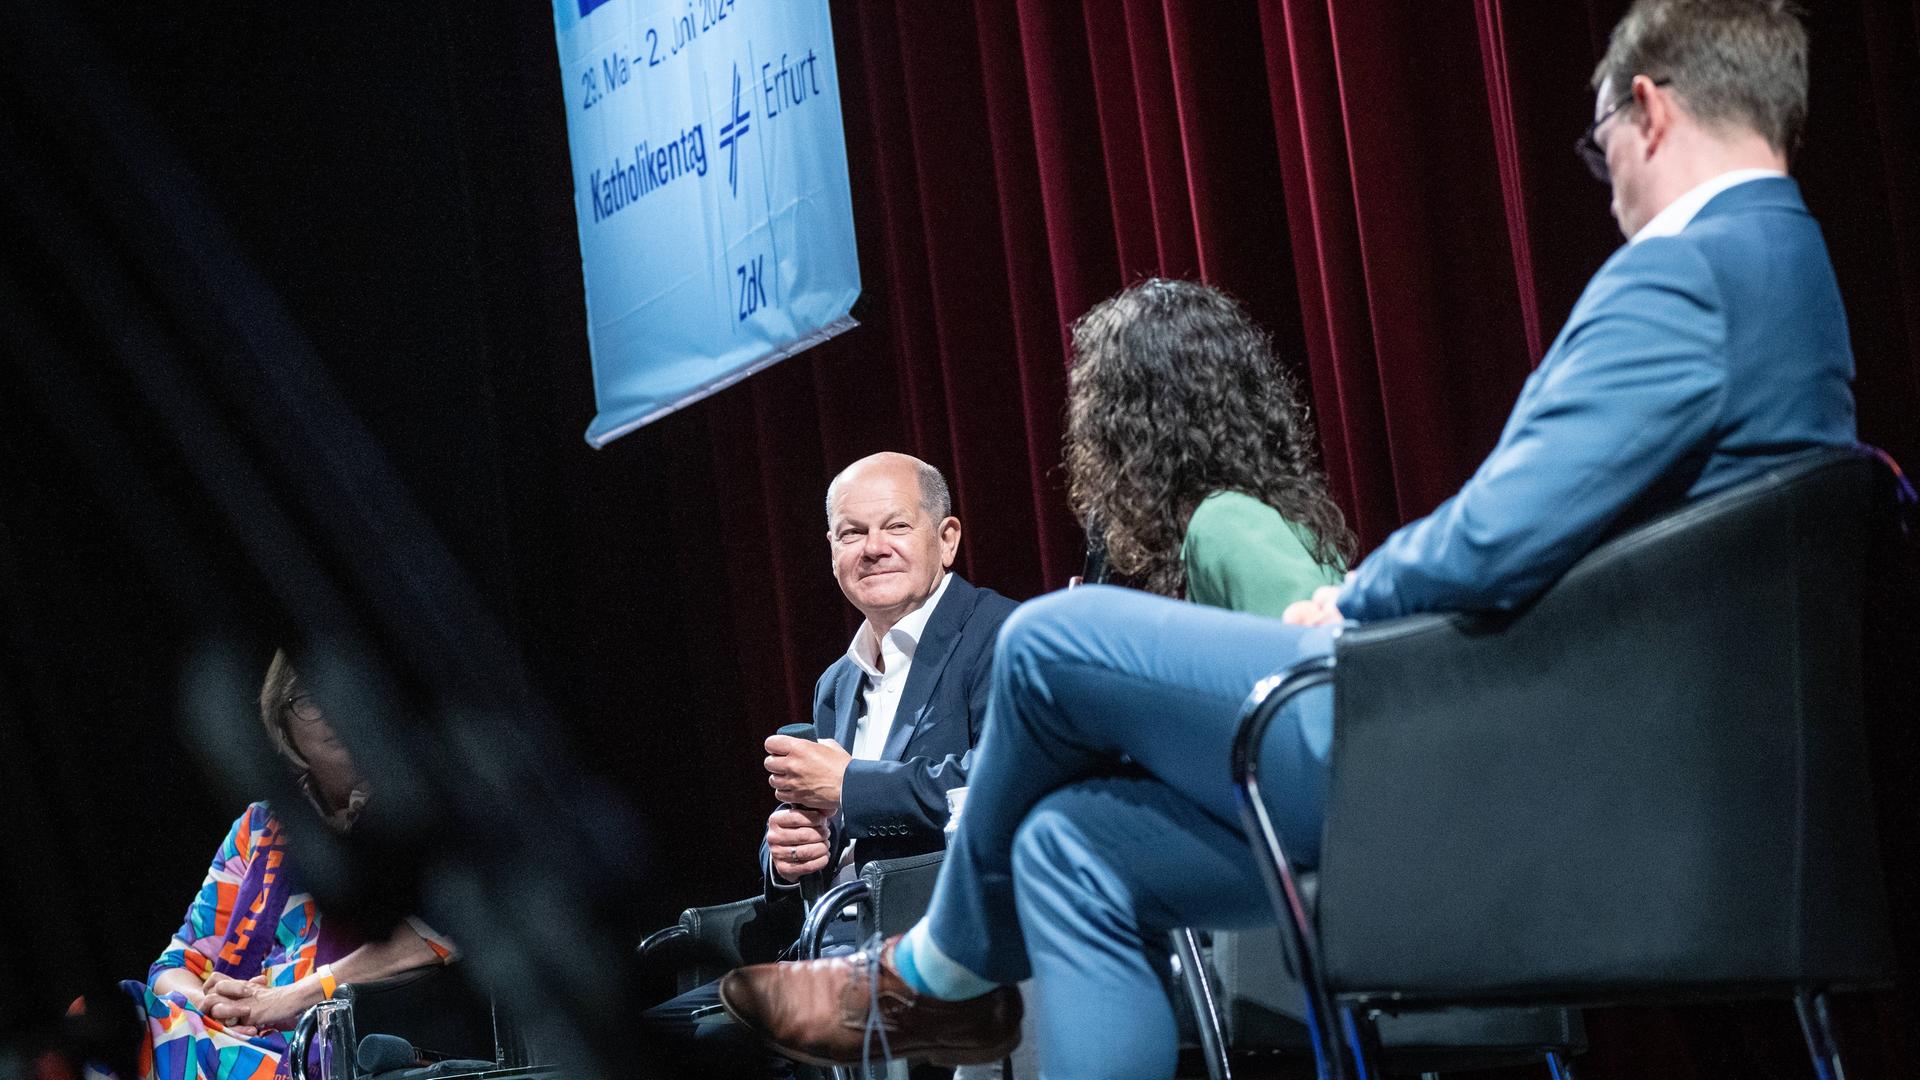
[922,585,1335,1078]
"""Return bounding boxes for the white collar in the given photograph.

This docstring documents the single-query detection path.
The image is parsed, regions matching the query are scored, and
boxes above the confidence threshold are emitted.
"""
[846,571,953,679]
[1630,168,1785,245]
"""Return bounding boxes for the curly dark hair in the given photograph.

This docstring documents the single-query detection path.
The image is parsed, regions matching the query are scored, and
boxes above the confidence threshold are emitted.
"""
[1065,279,1355,597]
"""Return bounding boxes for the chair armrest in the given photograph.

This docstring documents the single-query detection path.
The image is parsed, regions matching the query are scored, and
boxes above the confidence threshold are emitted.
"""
[636,924,691,961]
[642,893,805,972]
[289,965,497,1078]
[858,851,946,940]
[332,963,501,1065]
[797,852,945,958]
[677,896,769,969]
[803,880,873,958]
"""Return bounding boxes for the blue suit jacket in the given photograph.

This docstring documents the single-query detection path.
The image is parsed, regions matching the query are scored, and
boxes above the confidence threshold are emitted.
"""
[764,574,1017,894]
[1341,177,1857,621]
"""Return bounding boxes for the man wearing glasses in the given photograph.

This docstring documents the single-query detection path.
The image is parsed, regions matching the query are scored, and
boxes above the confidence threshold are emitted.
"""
[720,2,1857,1076]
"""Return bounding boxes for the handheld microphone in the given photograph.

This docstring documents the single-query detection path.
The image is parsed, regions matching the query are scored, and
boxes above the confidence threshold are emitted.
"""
[1080,525,1111,586]
[773,723,825,907]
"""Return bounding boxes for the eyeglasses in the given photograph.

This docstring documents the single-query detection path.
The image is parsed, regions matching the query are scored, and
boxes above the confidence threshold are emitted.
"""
[287,692,325,723]
[1575,77,1672,181]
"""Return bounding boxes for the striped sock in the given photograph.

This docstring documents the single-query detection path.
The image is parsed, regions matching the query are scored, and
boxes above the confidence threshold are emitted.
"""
[893,920,998,1001]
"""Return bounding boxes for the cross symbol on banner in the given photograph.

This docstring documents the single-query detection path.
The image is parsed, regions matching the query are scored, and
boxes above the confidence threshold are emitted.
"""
[717,64,751,197]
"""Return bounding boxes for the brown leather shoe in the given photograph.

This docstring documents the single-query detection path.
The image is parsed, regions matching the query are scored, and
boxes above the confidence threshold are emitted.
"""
[717,936,1022,1067]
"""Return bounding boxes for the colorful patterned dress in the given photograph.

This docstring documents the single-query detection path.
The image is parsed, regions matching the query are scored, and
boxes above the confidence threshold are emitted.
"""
[124,803,454,1080]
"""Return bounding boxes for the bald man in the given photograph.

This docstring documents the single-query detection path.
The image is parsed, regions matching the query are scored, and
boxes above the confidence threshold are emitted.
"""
[761,452,1018,899]
[646,455,1016,1065]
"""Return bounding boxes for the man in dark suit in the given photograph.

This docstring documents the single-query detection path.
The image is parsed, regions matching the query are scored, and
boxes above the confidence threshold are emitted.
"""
[644,453,1012,1066]
[761,450,1017,896]
[719,2,1859,1076]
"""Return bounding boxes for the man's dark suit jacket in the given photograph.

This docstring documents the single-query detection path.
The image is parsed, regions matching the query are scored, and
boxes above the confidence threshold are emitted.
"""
[763,573,1017,896]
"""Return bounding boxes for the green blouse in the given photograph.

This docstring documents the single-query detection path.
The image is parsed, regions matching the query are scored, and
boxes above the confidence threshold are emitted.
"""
[1179,490,1344,618]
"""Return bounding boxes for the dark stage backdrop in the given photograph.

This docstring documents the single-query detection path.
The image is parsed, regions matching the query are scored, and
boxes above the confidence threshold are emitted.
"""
[1,1,1915,1076]
[662,0,1920,742]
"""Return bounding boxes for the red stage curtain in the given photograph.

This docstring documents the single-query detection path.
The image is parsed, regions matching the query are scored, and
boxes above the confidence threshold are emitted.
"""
[691,0,1918,747]
[4,2,1911,1066]
[660,9,1918,1069]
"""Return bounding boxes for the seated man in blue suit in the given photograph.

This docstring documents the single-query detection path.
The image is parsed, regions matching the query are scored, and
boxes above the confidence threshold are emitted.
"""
[762,451,1018,898]
[644,453,1014,1047]
[719,2,1857,1076]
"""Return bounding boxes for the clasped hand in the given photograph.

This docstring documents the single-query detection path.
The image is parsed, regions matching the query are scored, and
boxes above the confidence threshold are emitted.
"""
[766,806,833,882]
[200,974,311,1035]
[764,733,851,812]
[1282,585,1345,628]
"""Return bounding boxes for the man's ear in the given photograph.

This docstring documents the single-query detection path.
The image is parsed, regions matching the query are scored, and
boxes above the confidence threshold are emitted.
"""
[939,516,962,566]
[1633,74,1670,155]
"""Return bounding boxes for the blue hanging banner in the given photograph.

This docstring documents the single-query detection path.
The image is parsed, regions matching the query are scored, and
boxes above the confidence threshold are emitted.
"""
[553,0,861,447]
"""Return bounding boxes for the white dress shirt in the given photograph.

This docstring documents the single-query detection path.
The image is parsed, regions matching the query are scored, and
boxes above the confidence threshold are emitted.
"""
[774,572,955,892]
[843,570,953,764]
[829,571,954,884]
[1630,168,1786,245]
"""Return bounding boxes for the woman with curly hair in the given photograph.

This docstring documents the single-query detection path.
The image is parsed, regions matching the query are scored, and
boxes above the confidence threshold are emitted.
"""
[1065,277,1353,613]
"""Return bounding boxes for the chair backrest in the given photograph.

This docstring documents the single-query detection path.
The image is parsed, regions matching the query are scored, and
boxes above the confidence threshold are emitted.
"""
[857,850,947,940]
[1317,449,1897,1004]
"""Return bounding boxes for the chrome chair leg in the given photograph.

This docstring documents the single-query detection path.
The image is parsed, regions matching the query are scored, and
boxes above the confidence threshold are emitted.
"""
[1232,656,1346,1080]
[1337,1004,1381,1080]
[1794,988,1849,1080]
[1171,927,1231,1080]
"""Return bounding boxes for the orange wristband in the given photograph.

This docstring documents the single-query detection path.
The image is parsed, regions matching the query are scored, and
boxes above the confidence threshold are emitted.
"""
[317,964,337,1000]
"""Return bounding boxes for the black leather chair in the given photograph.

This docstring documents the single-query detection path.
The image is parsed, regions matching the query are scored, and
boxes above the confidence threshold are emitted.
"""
[286,965,540,1080]
[1233,449,1905,1080]
[797,855,987,1080]
[1072,544,1584,1079]
[637,852,947,991]
[639,854,972,1078]
[638,891,809,1001]
[797,851,948,960]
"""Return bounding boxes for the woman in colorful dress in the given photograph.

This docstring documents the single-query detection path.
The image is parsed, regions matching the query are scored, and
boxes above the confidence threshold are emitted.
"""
[127,651,455,1079]
[1063,277,1355,616]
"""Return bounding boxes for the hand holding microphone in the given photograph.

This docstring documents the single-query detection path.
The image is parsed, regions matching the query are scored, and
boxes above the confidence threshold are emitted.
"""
[764,723,852,813]
[766,805,832,883]
[766,723,849,904]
